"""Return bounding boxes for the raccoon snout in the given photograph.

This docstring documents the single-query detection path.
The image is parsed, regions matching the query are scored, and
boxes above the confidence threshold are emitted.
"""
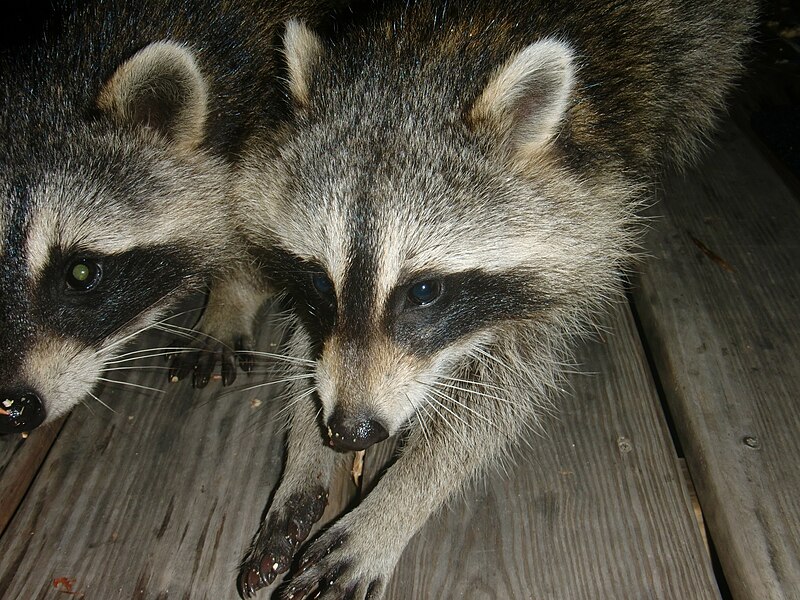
[0,388,46,434]
[326,407,389,452]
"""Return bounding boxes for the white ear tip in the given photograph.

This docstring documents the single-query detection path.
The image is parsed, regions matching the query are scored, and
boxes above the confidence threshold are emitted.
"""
[283,19,324,107]
[284,18,305,38]
[97,40,208,151]
[471,37,576,154]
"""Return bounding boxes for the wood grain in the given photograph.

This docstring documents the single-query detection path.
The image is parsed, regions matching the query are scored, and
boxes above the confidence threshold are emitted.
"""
[0,324,290,600]
[0,418,64,536]
[631,122,800,599]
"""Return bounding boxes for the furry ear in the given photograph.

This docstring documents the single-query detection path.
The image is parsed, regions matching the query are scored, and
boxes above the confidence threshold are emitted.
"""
[283,19,324,108]
[97,41,208,151]
[469,39,575,155]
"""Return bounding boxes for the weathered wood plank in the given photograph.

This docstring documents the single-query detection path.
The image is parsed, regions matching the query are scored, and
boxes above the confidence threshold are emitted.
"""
[375,305,718,599]
[632,122,800,599]
[0,418,64,537]
[0,324,290,599]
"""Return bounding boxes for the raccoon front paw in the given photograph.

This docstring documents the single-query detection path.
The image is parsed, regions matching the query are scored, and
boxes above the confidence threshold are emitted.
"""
[276,526,388,600]
[167,333,256,388]
[238,488,329,598]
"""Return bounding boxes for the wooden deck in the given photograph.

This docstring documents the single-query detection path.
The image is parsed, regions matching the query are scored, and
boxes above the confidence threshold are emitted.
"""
[1,45,799,600]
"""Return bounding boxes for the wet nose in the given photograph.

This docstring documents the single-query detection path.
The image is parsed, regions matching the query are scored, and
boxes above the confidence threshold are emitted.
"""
[0,389,46,434]
[327,408,389,452]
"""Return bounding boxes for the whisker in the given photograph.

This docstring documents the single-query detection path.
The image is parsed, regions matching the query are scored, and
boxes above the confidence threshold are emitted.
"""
[103,347,199,364]
[426,385,497,430]
[418,389,461,438]
[103,365,175,372]
[152,323,203,341]
[440,375,505,392]
[95,299,204,357]
[405,393,432,449]
[243,350,315,365]
[470,346,514,372]
[221,373,316,396]
[431,381,525,411]
[87,390,117,414]
[423,387,476,433]
[276,386,317,420]
[97,377,166,395]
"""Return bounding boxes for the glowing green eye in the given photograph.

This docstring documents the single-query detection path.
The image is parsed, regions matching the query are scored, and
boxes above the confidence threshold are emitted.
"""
[65,258,102,291]
[72,263,90,282]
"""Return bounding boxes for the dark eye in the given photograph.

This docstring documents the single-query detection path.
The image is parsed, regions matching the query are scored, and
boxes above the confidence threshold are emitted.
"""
[312,273,334,296]
[407,279,441,306]
[65,258,102,291]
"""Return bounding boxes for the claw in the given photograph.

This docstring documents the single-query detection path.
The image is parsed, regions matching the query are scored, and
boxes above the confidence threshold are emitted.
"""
[237,565,260,598]
[236,336,256,373]
[221,348,238,385]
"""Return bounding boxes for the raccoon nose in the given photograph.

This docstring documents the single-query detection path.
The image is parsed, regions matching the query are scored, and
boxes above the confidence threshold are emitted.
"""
[0,389,46,434]
[327,408,389,452]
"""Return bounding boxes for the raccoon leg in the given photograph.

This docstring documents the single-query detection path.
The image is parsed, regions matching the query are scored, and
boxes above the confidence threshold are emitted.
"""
[238,391,344,597]
[168,261,269,387]
[276,396,513,600]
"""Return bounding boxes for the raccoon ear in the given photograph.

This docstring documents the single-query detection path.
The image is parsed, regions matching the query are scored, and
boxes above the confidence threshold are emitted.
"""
[283,19,324,108]
[97,41,208,151]
[469,39,574,155]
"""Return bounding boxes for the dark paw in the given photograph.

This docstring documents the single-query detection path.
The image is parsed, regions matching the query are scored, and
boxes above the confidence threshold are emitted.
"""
[238,488,329,598]
[167,335,255,388]
[276,531,385,600]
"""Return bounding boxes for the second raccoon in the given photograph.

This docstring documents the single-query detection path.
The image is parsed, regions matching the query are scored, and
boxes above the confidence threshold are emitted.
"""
[231,0,755,598]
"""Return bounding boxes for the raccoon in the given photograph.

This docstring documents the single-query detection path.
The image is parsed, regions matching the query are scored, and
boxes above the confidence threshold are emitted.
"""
[231,0,755,597]
[0,0,347,435]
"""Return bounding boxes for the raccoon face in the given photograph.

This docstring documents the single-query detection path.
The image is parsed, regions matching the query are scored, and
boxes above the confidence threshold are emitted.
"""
[0,42,231,434]
[237,21,636,451]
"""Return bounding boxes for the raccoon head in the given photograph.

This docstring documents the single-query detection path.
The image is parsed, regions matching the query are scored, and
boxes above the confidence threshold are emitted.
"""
[237,21,637,452]
[0,41,231,434]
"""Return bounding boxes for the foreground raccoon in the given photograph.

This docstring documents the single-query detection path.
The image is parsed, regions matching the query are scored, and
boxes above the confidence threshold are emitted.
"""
[231,0,755,597]
[0,0,351,434]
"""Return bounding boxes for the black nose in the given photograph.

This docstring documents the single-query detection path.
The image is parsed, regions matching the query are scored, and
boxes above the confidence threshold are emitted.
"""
[327,408,389,452]
[0,389,46,434]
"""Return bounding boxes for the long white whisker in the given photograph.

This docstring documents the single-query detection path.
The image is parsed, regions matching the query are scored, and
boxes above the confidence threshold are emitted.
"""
[97,377,165,394]
[95,303,204,357]
[103,348,198,364]
[276,387,317,420]
[471,346,513,371]
[432,381,524,411]
[103,366,175,372]
[223,374,316,395]
[417,389,461,438]
[427,385,497,430]
[440,375,505,391]
[152,323,203,341]
[242,350,315,365]
[405,393,432,449]
[423,387,475,433]
[87,390,117,414]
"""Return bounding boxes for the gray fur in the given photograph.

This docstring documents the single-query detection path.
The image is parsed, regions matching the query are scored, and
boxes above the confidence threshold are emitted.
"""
[234,0,755,598]
[0,0,343,433]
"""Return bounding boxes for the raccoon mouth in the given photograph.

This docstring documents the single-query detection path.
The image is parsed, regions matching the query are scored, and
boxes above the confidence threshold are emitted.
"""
[0,390,47,434]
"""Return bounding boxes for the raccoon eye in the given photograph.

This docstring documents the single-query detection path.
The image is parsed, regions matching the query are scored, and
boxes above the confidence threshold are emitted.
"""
[312,273,334,296]
[65,258,102,291]
[407,279,441,306]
